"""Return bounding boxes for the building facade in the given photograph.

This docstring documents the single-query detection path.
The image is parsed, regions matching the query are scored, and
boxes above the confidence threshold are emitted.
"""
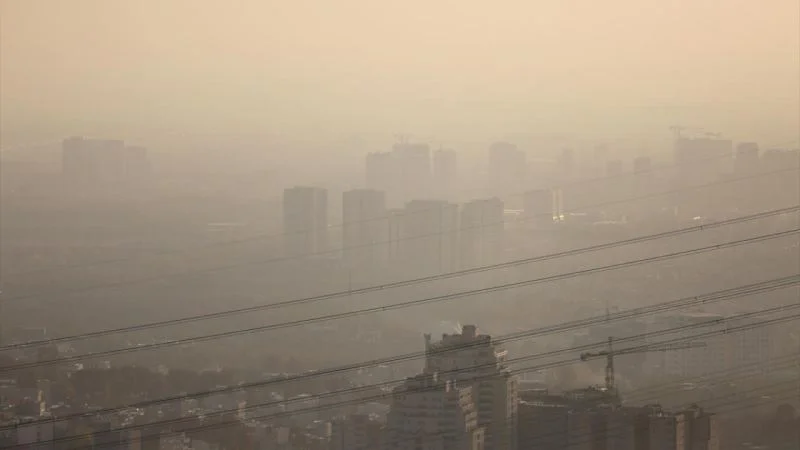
[282,186,328,258]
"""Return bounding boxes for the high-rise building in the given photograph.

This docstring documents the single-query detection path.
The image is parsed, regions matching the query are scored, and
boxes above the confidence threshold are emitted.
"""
[365,143,433,207]
[488,142,527,203]
[393,200,459,275]
[342,189,388,267]
[385,373,484,450]
[518,394,717,450]
[673,137,733,186]
[393,142,431,176]
[433,149,458,198]
[62,136,151,185]
[424,325,518,450]
[459,198,504,268]
[518,401,568,450]
[283,186,328,258]
[394,142,433,204]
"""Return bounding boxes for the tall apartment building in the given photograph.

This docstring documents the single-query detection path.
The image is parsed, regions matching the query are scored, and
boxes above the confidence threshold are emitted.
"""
[459,198,504,268]
[342,189,388,267]
[433,149,458,199]
[518,395,717,450]
[673,137,733,185]
[518,401,568,450]
[282,186,328,258]
[488,142,527,203]
[424,325,518,450]
[385,373,483,450]
[62,136,151,185]
[365,143,432,207]
[393,200,459,275]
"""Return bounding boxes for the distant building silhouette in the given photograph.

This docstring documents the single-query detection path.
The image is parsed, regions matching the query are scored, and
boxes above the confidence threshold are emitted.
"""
[342,189,388,267]
[673,137,732,186]
[433,148,458,198]
[283,186,328,258]
[489,142,527,203]
[365,142,432,207]
[61,136,151,185]
[460,197,504,268]
[392,200,459,275]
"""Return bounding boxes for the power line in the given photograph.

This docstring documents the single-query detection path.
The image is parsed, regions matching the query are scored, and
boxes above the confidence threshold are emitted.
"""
[618,352,800,405]
[4,275,794,429]
[515,379,800,450]
[5,150,751,278]
[4,166,796,307]
[2,228,796,372]
[19,309,799,449]
[0,288,800,436]
[3,275,793,432]
[3,205,796,351]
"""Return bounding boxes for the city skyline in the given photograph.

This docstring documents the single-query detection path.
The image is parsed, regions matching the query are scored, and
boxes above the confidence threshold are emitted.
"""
[1,1,798,449]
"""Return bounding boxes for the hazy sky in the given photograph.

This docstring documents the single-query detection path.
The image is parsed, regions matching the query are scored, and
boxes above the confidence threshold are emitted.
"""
[2,0,798,147]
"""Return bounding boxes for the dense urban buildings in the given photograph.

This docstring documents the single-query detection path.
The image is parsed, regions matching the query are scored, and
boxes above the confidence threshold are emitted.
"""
[4,1,800,449]
[3,133,799,450]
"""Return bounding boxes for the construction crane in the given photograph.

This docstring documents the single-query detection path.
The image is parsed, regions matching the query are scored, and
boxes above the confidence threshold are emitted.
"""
[580,336,707,392]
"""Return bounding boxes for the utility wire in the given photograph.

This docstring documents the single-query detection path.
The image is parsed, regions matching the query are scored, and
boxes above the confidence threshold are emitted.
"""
[11,306,799,448]
[4,166,796,306]
[2,228,796,373]
[2,205,796,352]
[3,275,794,429]
[6,150,756,278]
